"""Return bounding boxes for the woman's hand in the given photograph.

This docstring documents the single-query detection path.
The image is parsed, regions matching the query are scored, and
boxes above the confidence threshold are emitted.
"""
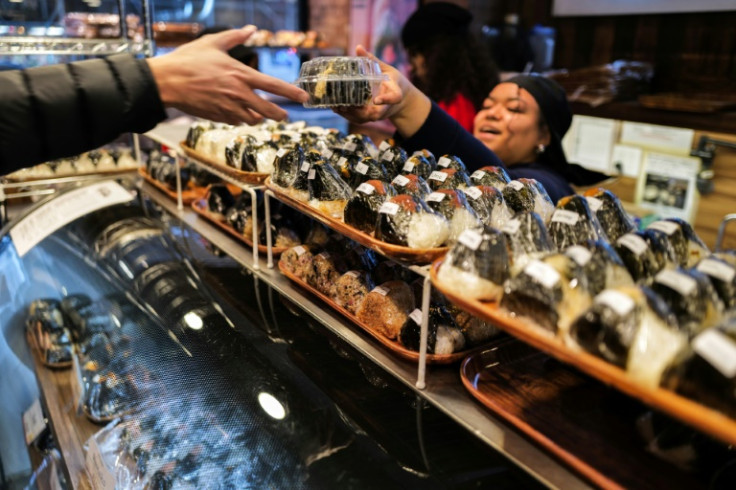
[147,26,308,125]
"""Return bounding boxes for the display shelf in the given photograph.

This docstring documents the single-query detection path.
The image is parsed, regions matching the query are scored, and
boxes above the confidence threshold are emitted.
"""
[0,37,153,57]
[141,180,592,490]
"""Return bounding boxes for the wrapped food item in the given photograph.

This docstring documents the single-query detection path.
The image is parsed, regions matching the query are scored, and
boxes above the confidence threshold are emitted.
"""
[570,286,686,387]
[343,180,396,233]
[502,179,555,223]
[435,154,467,173]
[501,254,593,337]
[279,244,317,280]
[651,268,724,338]
[355,281,415,339]
[425,190,482,243]
[305,251,346,297]
[83,366,137,421]
[584,188,636,242]
[225,193,251,234]
[548,195,607,250]
[427,168,471,191]
[463,185,512,229]
[347,156,390,189]
[375,195,450,249]
[195,128,234,161]
[646,218,710,268]
[695,256,736,308]
[470,166,511,190]
[564,241,633,296]
[640,228,679,273]
[296,56,387,108]
[501,212,555,272]
[185,121,214,149]
[662,318,736,418]
[334,270,375,314]
[399,306,465,354]
[342,243,379,272]
[412,148,437,168]
[400,153,434,180]
[286,149,320,202]
[390,173,431,200]
[186,161,220,188]
[448,305,500,346]
[206,184,236,221]
[231,136,278,173]
[437,226,510,301]
[307,160,352,218]
[339,133,378,158]
[377,145,407,177]
[614,232,664,283]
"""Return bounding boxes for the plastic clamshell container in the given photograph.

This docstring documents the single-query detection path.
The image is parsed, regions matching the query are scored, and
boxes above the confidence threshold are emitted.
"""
[296,56,387,108]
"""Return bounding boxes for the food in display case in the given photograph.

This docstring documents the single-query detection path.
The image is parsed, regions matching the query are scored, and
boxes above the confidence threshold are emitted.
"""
[469,165,511,190]
[3,146,137,181]
[427,168,472,191]
[584,187,636,242]
[563,240,633,295]
[501,212,555,271]
[343,180,396,233]
[26,299,73,368]
[463,185,513,229]
[548,195,607,250]
[295,56,388,108]
[345,156,390,189]
[502,178,555,223]
[425,189,482,243]
[375,195,449,249]
[390,173,431,200]
[400,152,435,180]
[646,218,710,268]
[614,231,666,283]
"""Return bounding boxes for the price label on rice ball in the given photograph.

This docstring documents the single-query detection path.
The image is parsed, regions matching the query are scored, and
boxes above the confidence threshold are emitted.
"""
[501,219,521,235]
[437,157,452,168]
[317,251,331,259]
[355,162,369,175]
[379,140,391,151]
[508,180,524,191]
[552,209,580,226]
[426,192,445,203]
[471,170,486,180]
[595,290,635,317]
[429,171,448,182]
[693,329,736,378]
[647,220,680,236]
[617,234,647,256]
[372,286,390,296]
[337,157,348,169]
[464,187,482,200]
[345,270,361,278]
[343,142,357,152]
[293,245,307,256]
[324,149,334,159]
[276,148,289,158]
[566,245,592,266]
[392,175,410,187]
[402,161,415,172]
[381,152,394,163]
[300,162,311,172]
[458,229,483,251]
[409,308,424,325]
[524,260,561,289]
[697,258,736,283]
[586,196,603,213]
[655,269,697,297]
[308,168,316,180]
[379,201,399,216]
[356,182,375,195]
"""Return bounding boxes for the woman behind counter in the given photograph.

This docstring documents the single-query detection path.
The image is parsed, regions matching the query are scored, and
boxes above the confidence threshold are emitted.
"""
[337,47,608,203]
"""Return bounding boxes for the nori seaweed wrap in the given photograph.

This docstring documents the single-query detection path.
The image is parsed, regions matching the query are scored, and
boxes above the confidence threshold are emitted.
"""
[647,218,710,267]
[272,144,305,188]
[347,156,390,189]
[695,256,736,308]
[206,184,236,220]
[375,194,450,248]
[564,240,633,296]
[502,178,555,223]
[470,166,511,189]
[501,212,555,271]
[435,154,467,173]
[584,188,636,242]
[378,145,407,177]
[185,121,214,148]
[548,195,607,250]
[307,160,352,218]
[614,231,664,283]
[400,153,434,180]
[225,193,251,234]
[427,168,472,191]
[390,173,431,200]
[343,180,396,233]
[399,305,465,354]
[425,189,482,243]
[463,185,513,228]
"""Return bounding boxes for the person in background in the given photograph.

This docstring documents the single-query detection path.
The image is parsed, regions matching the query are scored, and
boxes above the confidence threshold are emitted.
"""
[0,25,307,174]
[336,46,608,203]
[400,2,499,133]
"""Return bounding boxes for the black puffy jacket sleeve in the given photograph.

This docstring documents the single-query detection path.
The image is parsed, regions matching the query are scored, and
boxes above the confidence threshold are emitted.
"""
[0,54,167,174]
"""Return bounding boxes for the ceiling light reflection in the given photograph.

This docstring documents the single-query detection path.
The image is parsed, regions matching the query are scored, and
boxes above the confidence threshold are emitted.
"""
[258,392,286,420]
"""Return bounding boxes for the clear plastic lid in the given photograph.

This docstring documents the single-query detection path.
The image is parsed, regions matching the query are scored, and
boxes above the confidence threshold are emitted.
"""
[295,56,388,108]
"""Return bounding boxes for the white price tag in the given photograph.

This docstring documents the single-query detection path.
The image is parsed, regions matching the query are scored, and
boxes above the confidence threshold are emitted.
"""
[524,260,561,289]
[402,161,415,172]
[409,308,424,325]
[337,157,348,169]
[293,245,307,256]
[308,168,316,180]
[508,180,524,191]
[647,220,680,236]
[470,170,486,180]
[372,286,389,296]
[317,251,331,259]
[379,140,391,151]
[429,171,448,182]
[86,436,115,490]
[693,329,736,378]
[381,153,393,163]
[379,202,399,215]
[345,270,361,278]
[697,258,736,283]
[551,209,580,226]
[10,181,134,258]
[356,182,375,195]
[566,245,593,266]
[343,142,357,152]
[276,148,289,158]
[355,162,369,175]
[655,269,697,297]
[23,399,45,445]
[458,229,483,251]
[464,187,482,200]
[437,156,452,168]
[323,149,334,159]
[595,290,635,316]
[392,175,410,187]
[501,219,521,235]
[426,192,445,203]
[586,196,604,213]
[617,234,648,256]
[300,162,311,172]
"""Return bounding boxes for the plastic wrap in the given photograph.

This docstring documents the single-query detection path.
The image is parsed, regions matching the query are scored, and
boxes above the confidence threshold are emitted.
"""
[425,189,482,243]
[343,180,396,233]
[502,178,555,223]
[501,212,555,272]
[564,240,633,296]
[400,153,435,180]
[376,144,407,177]
[614,231,666,283]
[548,195,607,250]
[334,270,375,315]
[469,166,511,190]
[427,168,472,191]
[435,154,467,173]
[307,160,353,218]
[305,251,347,297]
[280,244,318,280]
[399,305,465,354]
[695,256,736,309]
[375,195,449,249]
[646,218,710,268]
[355,281,415,339]
[584,188,636,242]
[464,185,513,229]
[390,173,431,200]
[205,184,236,220]
[346,156,390,189]
[271,143,306,188]
[296,56,388,108]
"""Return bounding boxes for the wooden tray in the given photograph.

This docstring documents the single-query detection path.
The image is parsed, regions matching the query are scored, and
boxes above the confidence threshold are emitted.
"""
[430,260,736,447]
[26,327,72,369]
[138,167,209,205]
[180,141,269,184]
[278,261,466,364]
[265,178,449,265]
[192,199,290,256]
[462,337,705,490]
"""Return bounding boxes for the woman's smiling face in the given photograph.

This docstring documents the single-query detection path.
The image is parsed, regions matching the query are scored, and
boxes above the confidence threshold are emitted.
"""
[473,82,549,165]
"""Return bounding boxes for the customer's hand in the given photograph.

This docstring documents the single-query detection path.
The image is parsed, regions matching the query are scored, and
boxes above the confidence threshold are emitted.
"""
[147,26,308,125]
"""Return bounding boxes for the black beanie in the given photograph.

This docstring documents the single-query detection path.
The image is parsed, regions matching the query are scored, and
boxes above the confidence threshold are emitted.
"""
[401,2,472,50]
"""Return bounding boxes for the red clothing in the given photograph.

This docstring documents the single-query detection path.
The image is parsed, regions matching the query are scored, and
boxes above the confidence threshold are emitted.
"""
[438,93,476,133]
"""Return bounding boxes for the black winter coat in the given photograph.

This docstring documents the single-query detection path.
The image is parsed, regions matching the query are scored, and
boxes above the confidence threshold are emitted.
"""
[0,54,167,175]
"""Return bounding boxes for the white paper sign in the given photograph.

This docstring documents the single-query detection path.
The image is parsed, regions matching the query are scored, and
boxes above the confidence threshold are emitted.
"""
[379,140,391,151]
[551,209,580,226]
[337,157,347,169]
[379,202,399,215]
[323,149,334,159]
[655,269,697,297]
[693,329,736,378]
[620,121,694,154]
[11,181,134,257]
[697,258,736,283]
[524,260,561,289]
[392,175,410,187]
[566,245,593,266]
[437,156,452,168]
[647,220,680,236]
[86,436,115,490]
[595,290,635,316]
[429,171,448,182]
[293,245,307,256]
[356,182,375,195]
[617,234,648,256]
[426,192,445,203]
[276,148,289,158]
[464,187,483,200]
[611,144,643,177]
[23,399,45,445]
[458,229,483,251]
[345,270,360,278]
[564,115,617,173]
[636,151,700,222]
[409,308,424,325]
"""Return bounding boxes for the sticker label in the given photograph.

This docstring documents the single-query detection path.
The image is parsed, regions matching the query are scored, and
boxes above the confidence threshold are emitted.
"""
[437,156,452,168]
[586,196,603,213]
[566,245,592,266]
[458,229,483,251]
[655,269,697,297]
[337,157,348,169]
[697,258,736,283]
[343,142,357,152]
[501,219,521,235]
[323,149,334,159]
[471,170,486,180]
[402,161,415,172]
[23,399,45,445]
[379,202,399,215]
[508,180,524,191]
[355,162,369,175]
[524,260,561,289]
[426,192,445,203]
[308,168,316,180]
[617,234,648,256]
[345,270,360,278]
[293,245,307,256]
[409,308,424,325]
[647,220,680,236]
[356,182,375,195]
[381,153,393,163]
[693,329,736,378]
[300,162,311,172]
[86,436,115,490]
[392,175,410,187]
[379,140,391,151]
[429,171,448,182]
[551,209,580,226]
[464,187,482,200]
[372,286,389,296]
[595,290,635,316]
[276,148,289,158]
[317,251,331,259]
